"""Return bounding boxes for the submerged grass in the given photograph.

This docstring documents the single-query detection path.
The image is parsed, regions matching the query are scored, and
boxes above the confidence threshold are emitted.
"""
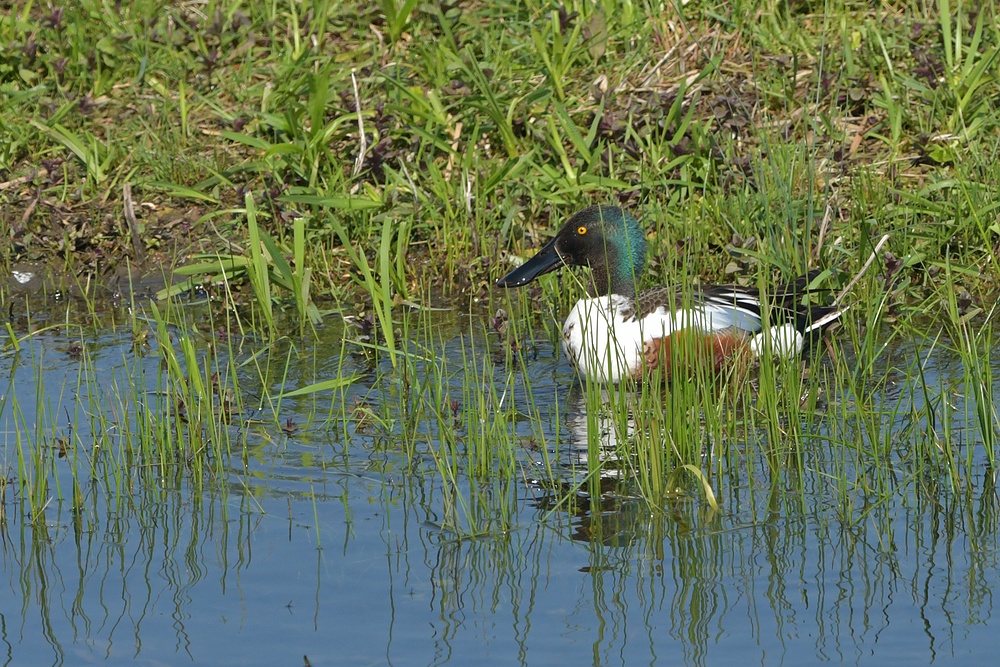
[1,0,1000,538]
[2,255,998,543]
[0,281,311,523]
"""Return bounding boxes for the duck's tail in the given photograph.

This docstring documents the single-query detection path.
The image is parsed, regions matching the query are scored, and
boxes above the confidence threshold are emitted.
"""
[774,269,846,340]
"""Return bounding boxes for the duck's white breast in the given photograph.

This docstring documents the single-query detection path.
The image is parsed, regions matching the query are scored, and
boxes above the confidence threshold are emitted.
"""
[560,292,812,382]
[561,295,692,383]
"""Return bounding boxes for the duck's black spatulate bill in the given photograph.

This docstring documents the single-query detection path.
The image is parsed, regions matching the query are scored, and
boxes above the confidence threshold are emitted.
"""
[496,236,564,288]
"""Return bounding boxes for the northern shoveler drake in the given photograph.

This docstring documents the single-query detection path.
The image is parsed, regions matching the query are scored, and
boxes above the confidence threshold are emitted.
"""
[497,205,843,383]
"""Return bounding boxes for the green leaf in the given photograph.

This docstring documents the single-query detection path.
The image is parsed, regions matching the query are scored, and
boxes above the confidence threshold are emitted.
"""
[220,130,272,150]
[586,11,607,60]
[278,193,383,209]
[283,375,361,397]
[145,181,221,203]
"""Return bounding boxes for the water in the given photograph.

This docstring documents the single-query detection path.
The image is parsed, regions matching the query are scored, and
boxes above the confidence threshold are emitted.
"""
[2,298,998,666]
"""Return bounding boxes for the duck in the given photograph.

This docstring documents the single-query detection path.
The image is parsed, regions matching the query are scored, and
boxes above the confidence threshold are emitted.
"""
[497,205,843,383]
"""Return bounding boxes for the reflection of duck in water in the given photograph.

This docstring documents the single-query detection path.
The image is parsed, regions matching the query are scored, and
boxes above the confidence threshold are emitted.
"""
[562,382,630,475]
[535,385,697,545]
[498,206,842,383]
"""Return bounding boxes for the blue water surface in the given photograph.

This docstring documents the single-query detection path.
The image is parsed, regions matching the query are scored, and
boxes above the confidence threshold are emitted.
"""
[1,304,998,666]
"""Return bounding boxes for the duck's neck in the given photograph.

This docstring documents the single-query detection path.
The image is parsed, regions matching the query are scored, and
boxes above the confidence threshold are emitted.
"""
[589,243,641,298]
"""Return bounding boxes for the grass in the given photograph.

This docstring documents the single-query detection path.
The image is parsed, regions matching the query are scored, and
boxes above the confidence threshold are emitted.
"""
[0,0,999,538]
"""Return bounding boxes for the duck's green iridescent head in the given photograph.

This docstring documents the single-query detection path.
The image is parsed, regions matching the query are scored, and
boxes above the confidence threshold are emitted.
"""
[497,205,647,296]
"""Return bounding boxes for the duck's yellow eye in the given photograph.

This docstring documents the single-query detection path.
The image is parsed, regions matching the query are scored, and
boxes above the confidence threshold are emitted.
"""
[577,226,587,235]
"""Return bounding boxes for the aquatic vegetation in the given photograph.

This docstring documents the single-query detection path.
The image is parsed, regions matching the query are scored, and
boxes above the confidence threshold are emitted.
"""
[1,0,1000,663]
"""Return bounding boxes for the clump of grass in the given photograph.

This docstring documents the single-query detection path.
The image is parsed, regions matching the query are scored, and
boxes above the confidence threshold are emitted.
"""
[0,283,323,523]
[0,0,994,310]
